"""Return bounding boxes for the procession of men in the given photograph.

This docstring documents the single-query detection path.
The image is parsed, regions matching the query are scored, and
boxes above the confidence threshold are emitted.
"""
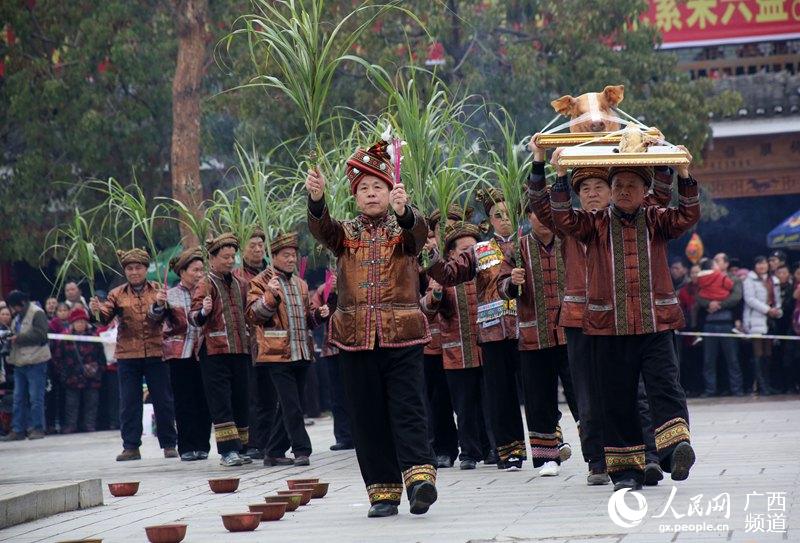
[0,111,699,521]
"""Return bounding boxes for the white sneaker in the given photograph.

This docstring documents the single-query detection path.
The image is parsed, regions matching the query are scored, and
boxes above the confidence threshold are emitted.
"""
[539,461,560,476]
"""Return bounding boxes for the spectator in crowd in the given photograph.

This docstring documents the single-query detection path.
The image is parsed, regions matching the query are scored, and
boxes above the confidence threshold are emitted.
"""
[0,305,13,435]
[670,258,690,291]
[768,250,787,275]
[54,307,105,433]
[696,253,744,397]
[677,264,703,395]
[787,264,800,394]
[0,290,51,441]
[45,302,71,434]
[0,306,12,384]
[743,256,781,396]
[64,281,88,309]
[44,297,58,320]
[772,263,795,393]
[96,298,120,431]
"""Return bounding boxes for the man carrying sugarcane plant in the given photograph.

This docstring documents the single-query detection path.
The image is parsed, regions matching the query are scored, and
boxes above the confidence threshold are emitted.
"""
[549,148,698,492]
[246,231,330,467]
[189,234,252,467]
[425,189,526,471]
[149,247,211,461]
[90,249,178,462]
[305,138,437,518]
[234,228,277,462]
[421,221,491,471]
[497,197,577,477]
[526,138,675,486]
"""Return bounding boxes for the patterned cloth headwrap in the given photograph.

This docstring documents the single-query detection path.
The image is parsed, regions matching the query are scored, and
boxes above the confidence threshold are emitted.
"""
[117,248,150,267]
[571,167,610,192]
[444,221,482,252]
[250,227,266,242]
[608,166,654,189]
[428,204,474,230]
[271,231,299,254]
[475,187,505,215]
[205,233,239,256]
[169,246,203,274]
[346,139,394,194]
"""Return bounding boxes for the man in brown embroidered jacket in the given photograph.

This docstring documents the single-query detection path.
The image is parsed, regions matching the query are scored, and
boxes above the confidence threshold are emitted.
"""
[550,148,699,492]
[425,189,526,471]
[306,137,436,518]
[90,249,177,462]
[149,247,211,462]
[189,233,252,467]
[421,221,493,471]
[498,204,579,478]
[246,231,329,467]
[233,227,277,463]
[527,139,675,487]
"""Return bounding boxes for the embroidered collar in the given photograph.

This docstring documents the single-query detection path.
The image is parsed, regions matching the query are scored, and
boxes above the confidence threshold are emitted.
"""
[243,260,266,276]
[358,213,389,228]
[610,204,644,223]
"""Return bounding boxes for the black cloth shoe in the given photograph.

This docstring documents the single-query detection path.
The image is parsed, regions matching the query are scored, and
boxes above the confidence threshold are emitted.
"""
[329,442,355,451]
[0,432,25,442]
[244,448,264,460]
[435,454,452,468]
[644,462,664,486]
[459,459,477,470]
[670,442,695,481]
[264,456,294,466]
[367,503,398,518]
[180,451,200,461]
[294,455,310,466]
[484,450,499,465]
[408,481,437,515]
[197,451,209,460]
[613,478,642,492]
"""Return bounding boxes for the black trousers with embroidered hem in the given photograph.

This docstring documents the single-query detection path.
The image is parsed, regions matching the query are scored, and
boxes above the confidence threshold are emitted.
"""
[423,354,459,462]
[565,327,605,471]
[339,345,436,505]
[592,331,690,484]
[445,367,485,462]
[520,345,569,467]
[480,339,525,461]
[267,361,312,457]
[169,357,211,455]
[248,363,278,452]
[199,347,250,456]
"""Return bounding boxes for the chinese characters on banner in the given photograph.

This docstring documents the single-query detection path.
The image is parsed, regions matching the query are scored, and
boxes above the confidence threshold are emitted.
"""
[643,0,800,48]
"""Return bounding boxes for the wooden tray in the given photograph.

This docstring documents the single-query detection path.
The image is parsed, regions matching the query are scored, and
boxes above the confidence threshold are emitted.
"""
[556,145,690,167]
[534,128,662,148]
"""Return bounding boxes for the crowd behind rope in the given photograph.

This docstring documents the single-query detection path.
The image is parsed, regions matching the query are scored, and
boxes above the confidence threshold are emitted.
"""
[670,249,800,398]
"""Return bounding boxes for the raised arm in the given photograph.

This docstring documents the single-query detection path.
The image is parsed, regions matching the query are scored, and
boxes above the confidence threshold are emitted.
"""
[527,160,557,233]
[549,175,595,243]
[426,246,478,288]
[646,166,674,207]
[396,205,429,256]
[651,175,700,240]
[306,169,345,255]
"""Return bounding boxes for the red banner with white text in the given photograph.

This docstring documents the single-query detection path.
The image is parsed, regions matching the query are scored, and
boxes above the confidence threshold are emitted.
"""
[643,0,800,48]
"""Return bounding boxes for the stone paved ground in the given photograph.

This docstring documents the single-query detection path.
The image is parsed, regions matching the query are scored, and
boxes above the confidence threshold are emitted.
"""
[0,396,798,542]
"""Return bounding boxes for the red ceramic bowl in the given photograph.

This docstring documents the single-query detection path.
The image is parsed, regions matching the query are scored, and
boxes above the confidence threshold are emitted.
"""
[144,524,187,543]
[265,495,299,511]
[309,482,329,499]
[286,478,319,490]
[208,478,239,493]
[277,488,312,505]
[221,512,262,532]
[107,482,139,497]
[248,502,287,521]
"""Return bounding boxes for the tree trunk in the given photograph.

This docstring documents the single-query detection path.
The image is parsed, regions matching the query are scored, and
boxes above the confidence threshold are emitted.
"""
[171,0,209,245]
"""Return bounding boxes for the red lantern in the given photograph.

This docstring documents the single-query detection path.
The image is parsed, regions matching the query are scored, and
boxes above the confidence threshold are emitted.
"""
[425,41,445,66]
